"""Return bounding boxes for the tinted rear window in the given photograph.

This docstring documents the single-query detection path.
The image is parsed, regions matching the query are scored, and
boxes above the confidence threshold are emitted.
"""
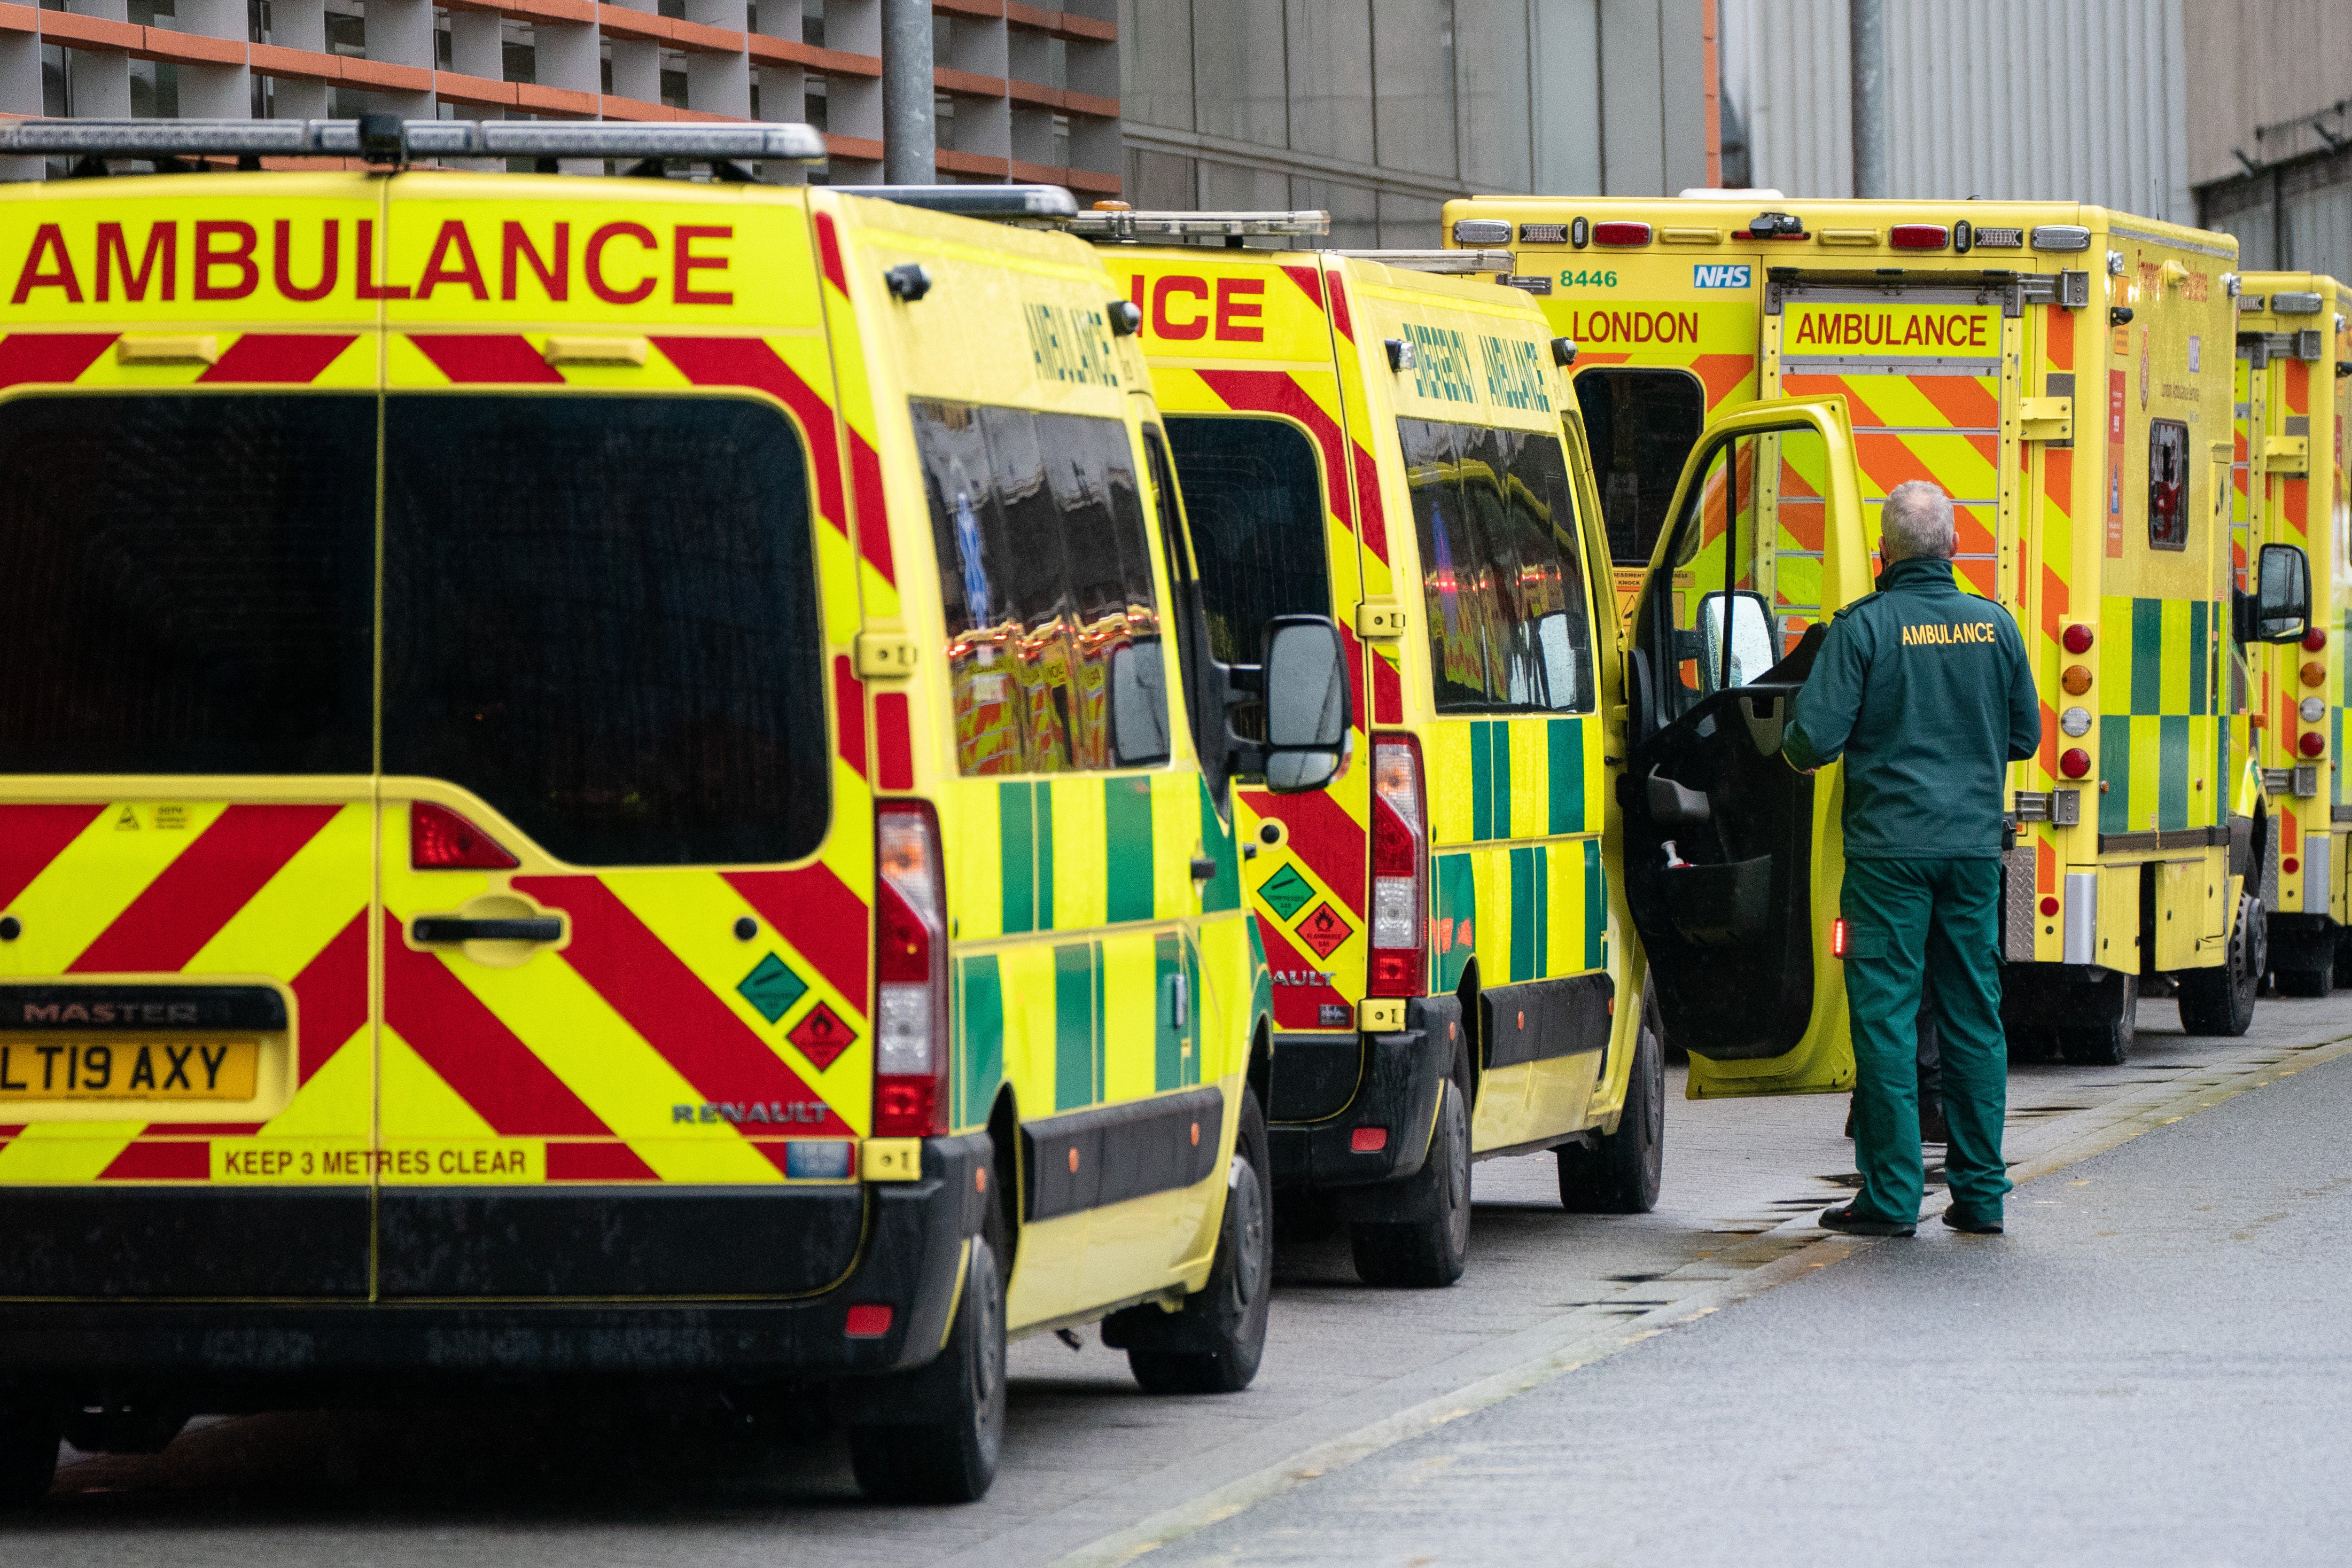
[383,396,826,867]
[1574,368,1706,565]
[0,394,376,775]
[1165,418,1333,664]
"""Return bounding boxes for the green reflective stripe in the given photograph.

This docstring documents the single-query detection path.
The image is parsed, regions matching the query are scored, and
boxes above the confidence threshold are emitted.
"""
[2099,714,2131,834]
[2160,715,2190,830]
[1470,722,1494,840]
[2131,598,2163,715]
[1105,776,1155,923]
[1054,942,1095,1111]
[1533,844,1549,978]
[1491,722,1513,838]
[1547,717,1582,834]
[999,782,1035,934]
[958,955,1004,1127]
[1037,782,1057,929]
[1436,851,1476,993]
[1154,932,1183,1090]
[1197,778,1240,911]
[1509,848,1535,981]
[1582,838,1605,971]
[2188,599,2209,716]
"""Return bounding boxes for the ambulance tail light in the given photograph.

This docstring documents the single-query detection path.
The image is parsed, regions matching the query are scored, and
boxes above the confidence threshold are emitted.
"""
[1890,224,1950,250]
[411,802,520,870]
[875,802,949,1140]
[1592,222,1652,247]
[1368,737,1429,998]
[2300,731,2327,760]
[1831,917,1848,958]
[2060,748,2093,779]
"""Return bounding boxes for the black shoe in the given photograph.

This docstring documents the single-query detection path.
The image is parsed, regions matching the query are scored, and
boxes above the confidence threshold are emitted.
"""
[1818,1203,1915,1237]
[1942,1208,2004,1235]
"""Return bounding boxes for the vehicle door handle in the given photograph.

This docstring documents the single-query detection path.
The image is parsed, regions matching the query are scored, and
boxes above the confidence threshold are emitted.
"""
[411,917,563,944]
[1190,855,1220,883]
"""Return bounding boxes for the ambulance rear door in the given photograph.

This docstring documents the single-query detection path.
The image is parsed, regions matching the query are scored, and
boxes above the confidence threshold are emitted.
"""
[1620,397,1873,1095]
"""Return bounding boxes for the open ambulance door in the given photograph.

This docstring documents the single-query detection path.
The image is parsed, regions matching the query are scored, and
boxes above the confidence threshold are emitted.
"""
[1618,398,1872,1096]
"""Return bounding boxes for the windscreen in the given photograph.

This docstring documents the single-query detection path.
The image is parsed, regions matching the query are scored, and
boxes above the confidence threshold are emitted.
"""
[0,394,376,775]
[1165,418,1333,665]
[382,395,827,867]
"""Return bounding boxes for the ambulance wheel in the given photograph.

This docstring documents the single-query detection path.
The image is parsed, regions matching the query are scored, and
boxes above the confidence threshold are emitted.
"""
[1557,995,1664,1213]
[847,1207,1007,1504]
[1348,1075,1471,1289]
[0,1404,58,1509]
[2179,893,2264,1038]
[1125,1087,1272,1394]
[2057,973,2136,1066]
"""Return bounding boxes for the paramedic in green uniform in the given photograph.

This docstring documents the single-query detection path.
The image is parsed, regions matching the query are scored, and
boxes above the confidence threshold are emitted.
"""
[1783,480,2040,1237]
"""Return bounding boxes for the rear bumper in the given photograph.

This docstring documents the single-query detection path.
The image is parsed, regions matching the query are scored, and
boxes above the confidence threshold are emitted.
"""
[0,1132,991,1397]
[1266,995,1454,1193]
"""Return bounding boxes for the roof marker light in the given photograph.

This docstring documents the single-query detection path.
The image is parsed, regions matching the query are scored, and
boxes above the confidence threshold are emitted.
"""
[1592,221,1652,246]
[1890,223,1950,249]
[0,116,829,163]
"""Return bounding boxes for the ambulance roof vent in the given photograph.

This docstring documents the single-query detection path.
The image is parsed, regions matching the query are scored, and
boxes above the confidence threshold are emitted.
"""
[830,185,1080,220]
[0,116,828,166]
[1333,249,1516,274]
[1066,209,1331,244]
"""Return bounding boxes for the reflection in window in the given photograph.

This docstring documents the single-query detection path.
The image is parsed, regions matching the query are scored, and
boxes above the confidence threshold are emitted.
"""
[1573,368,1707,566]
[1399,417,1595,714]
[1165,418,1332,665]
[2149,418,2190,551]
[914,400,1163,775]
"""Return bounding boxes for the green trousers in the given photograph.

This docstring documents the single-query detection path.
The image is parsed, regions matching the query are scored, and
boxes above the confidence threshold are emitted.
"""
[1841,856,2011,1224]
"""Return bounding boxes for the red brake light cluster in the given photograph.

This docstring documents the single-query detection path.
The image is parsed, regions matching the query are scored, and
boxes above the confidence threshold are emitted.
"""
[2300,731,2328,759]
[874,802,949,1138]
[2038,896,2060,917]
[411,802,519,870]
[1368,737,1428,998]
[2059,748,2093,779]
[1830,917,1848,958]
[1890,224,1950,250]
[2306,627,2330,652]
[2062,624,2096,655]
[1592,221,1651,246]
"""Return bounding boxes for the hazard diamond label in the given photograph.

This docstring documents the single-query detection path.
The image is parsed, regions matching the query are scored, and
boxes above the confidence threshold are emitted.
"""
[738,953,809,1025]
[1295,901,1354,959]
[1258,863,1316,922]
[787,1001,856,1071]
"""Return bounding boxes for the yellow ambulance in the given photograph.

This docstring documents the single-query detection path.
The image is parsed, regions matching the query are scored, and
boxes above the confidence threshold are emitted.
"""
[1061,207,1874,1286]
[1446,196,2314,1071]
[2232,276,2350,993]
[0,116,1352,1505]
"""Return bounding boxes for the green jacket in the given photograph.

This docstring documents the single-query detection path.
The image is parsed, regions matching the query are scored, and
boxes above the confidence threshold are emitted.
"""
[1782,556,2040,860]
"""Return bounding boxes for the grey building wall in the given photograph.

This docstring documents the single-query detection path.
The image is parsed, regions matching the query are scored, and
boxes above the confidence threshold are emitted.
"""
[1719,0,2193,224]
[1118,0,1714,248]
[2184,0,2352,281]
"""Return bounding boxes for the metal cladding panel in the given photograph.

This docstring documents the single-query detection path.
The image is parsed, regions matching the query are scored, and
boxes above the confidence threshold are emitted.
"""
[1720,0,2194,224]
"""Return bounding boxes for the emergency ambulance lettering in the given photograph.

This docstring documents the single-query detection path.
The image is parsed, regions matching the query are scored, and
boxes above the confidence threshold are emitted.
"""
[1404,323,1475,403]
[416,220,489,301]
[1901,621,1998,646]
[501,221,569,302]
[273,219,338,302]
[352,217,406,300]
[1150,275,1209,340]
[674,225,734,307]
[96,222,175,302]
[194,220,260,301]
[1214,277,1264,342]
[1477,333,1552,413]
[1023,302,1120,388]
[1789,310,1990,350]
[585,221,656,305]
[9,222,78,303]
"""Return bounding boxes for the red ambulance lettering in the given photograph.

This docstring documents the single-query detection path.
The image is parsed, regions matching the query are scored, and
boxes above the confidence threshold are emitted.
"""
[194,220,260,300]
[674,224,734,306]
[10,222,80,303]
[1214,277,1265,341]
[1559,308,1699,345]
[96,222,175,303]
[502,221,569,302]
[416,219,489,301]
[1153,275,1210,340]
[274,219,338,302]
[586,221,658,305]
[354,217,408,300]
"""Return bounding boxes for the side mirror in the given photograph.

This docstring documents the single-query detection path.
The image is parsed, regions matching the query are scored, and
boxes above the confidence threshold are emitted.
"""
[1695,589,1777,691]
[2237,543,2312,644]
[1259,615,1350,793]
[1107,638,1171,767]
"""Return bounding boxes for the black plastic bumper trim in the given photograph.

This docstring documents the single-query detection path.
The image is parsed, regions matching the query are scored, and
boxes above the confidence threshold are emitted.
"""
[1267,994,1453,1193]
[1022,1087,1223,1222]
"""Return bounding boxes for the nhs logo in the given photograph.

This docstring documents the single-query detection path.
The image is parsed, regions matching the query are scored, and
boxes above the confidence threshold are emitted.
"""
[1693,264,1751,289]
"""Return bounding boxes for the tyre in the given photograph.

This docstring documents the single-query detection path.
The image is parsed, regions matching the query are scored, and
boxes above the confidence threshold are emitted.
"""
[1348,1074,1470,1288]
[2057,972,2136,1065]
[2275,964,2331,998]
[0,1405,58,1509]
[2180,893,2264,1037]
[2335,937,2352,990]
[1557,992,1664,1213]
[847,1197,1007,1503]
[1124,1086,1273,1394]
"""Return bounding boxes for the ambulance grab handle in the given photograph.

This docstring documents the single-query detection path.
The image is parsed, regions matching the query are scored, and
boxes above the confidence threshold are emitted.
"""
[410,917,563,944]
